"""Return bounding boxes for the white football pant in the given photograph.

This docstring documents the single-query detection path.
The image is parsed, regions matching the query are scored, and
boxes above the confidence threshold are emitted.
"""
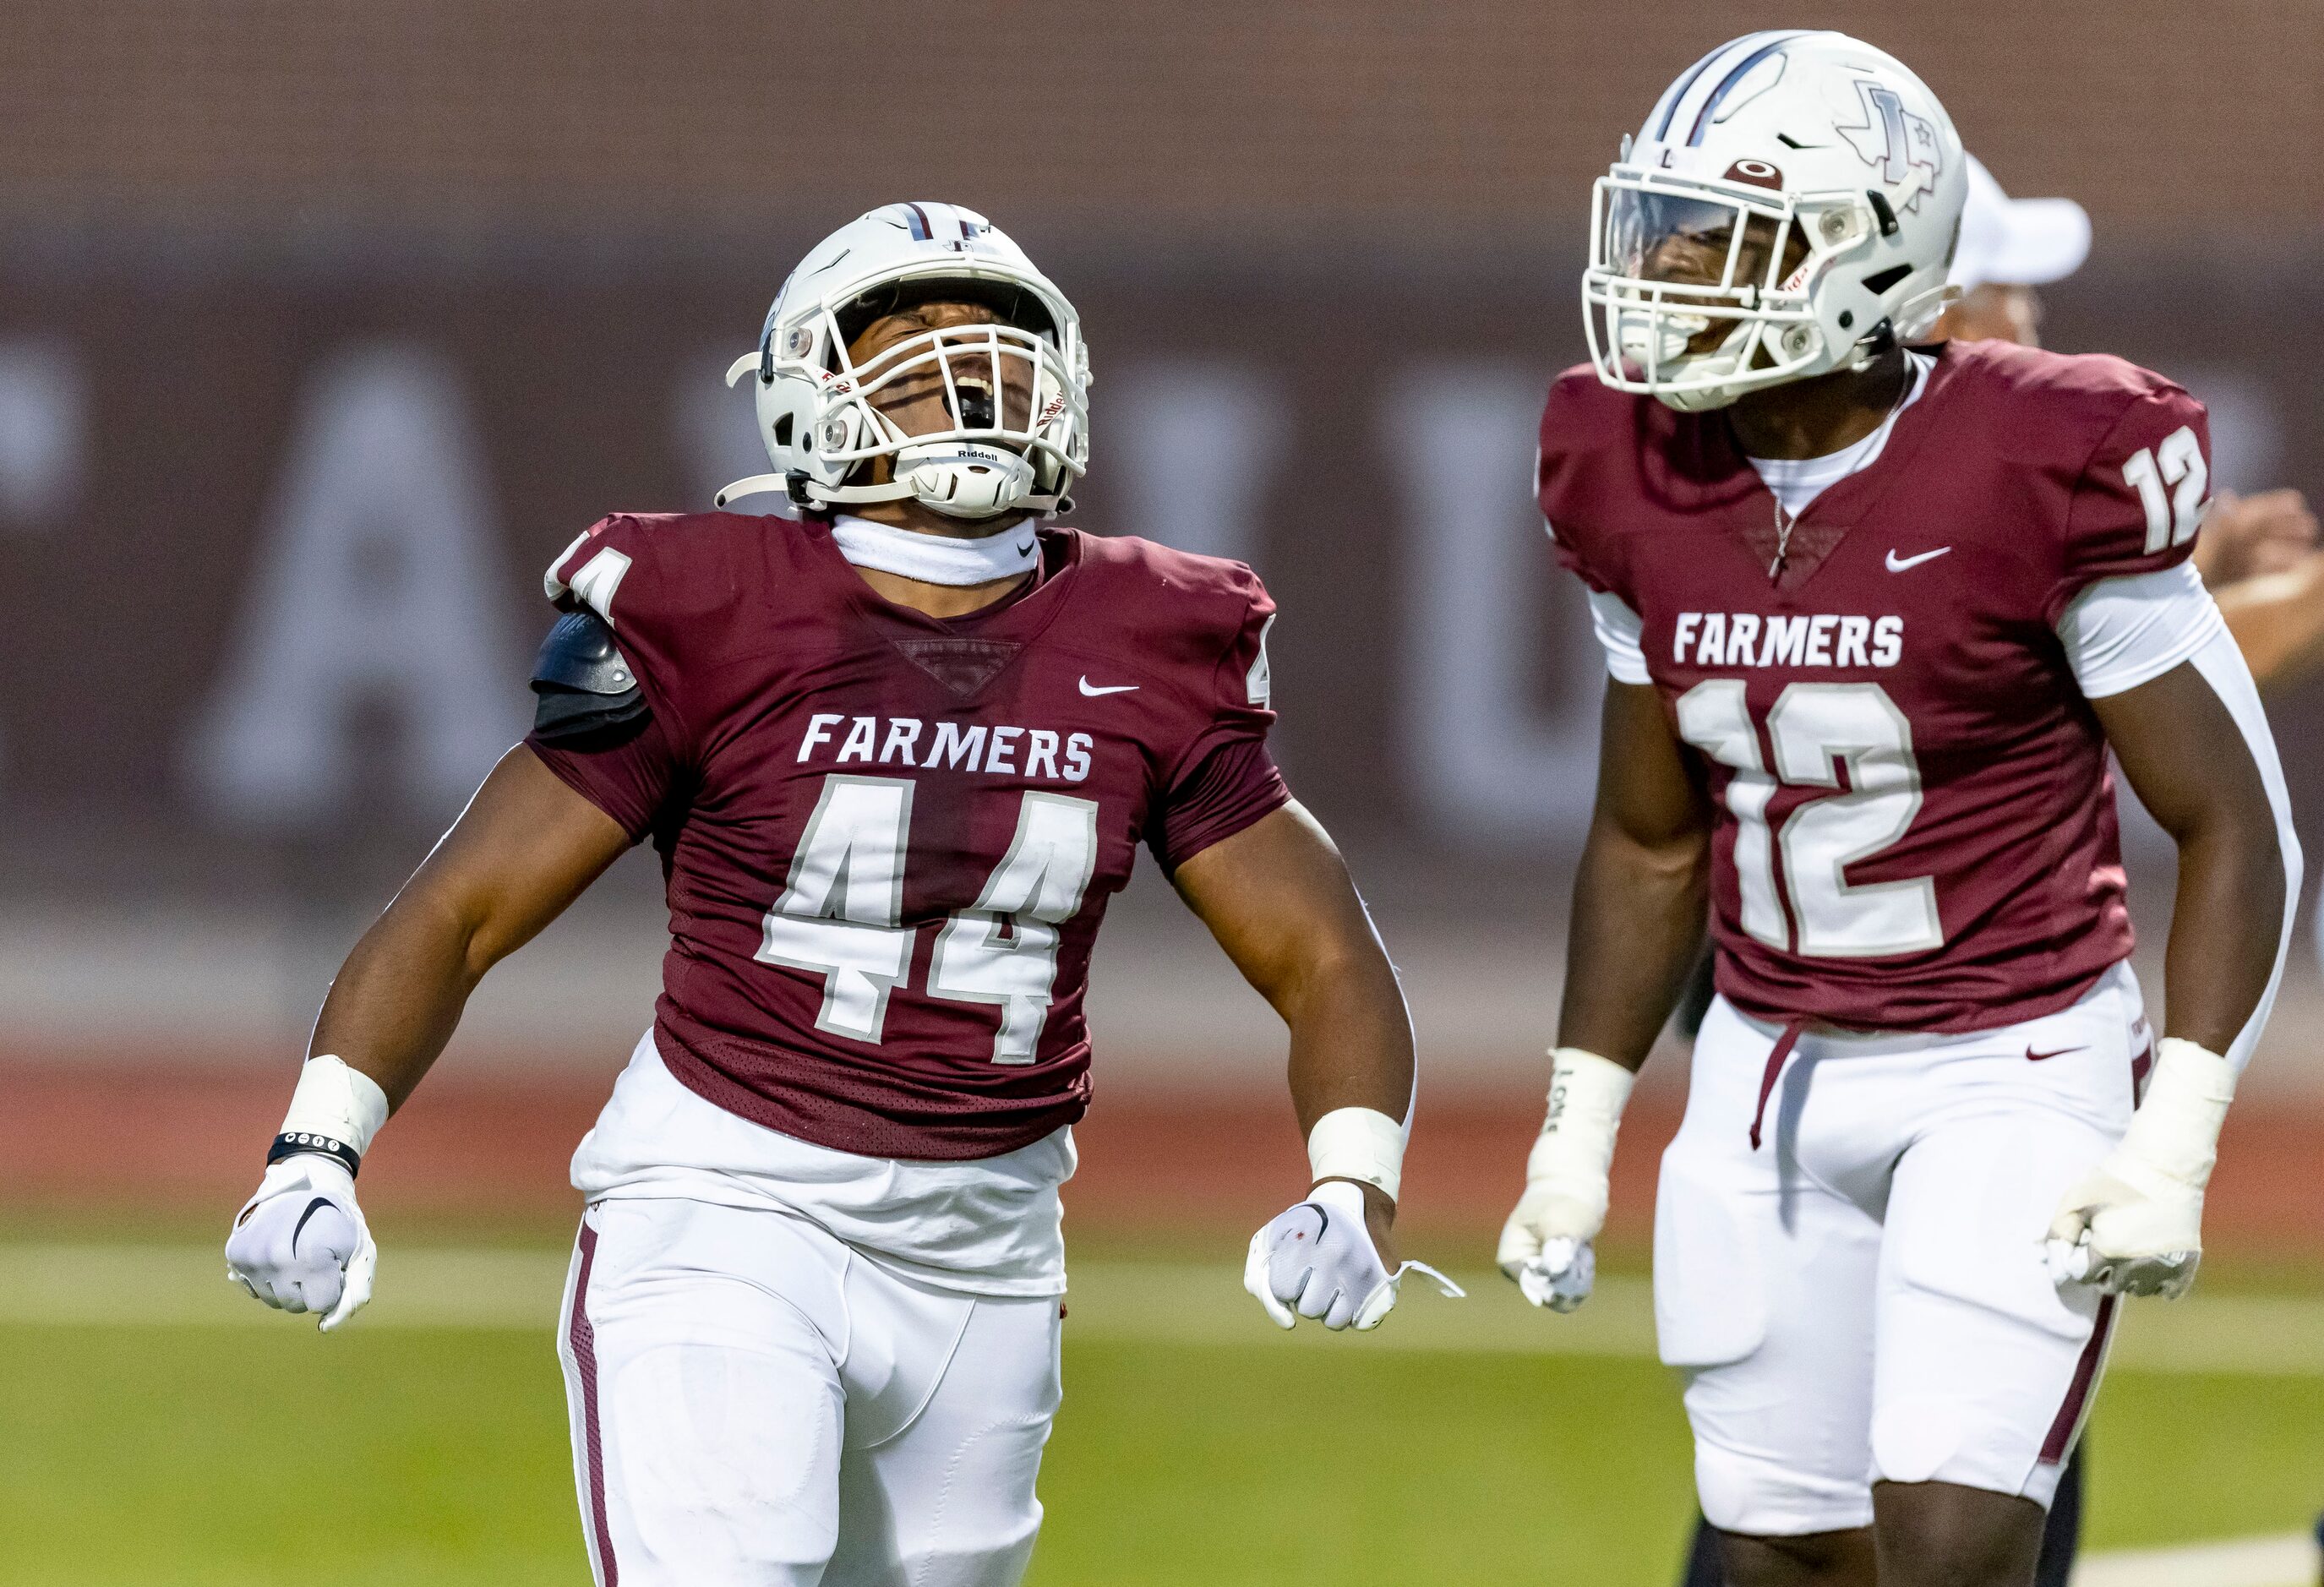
[1660,963,2142,1536]
[557,1197,1061,1586]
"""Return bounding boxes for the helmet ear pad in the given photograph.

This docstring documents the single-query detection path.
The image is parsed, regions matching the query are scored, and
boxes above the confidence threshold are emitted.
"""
[756,374,883,494]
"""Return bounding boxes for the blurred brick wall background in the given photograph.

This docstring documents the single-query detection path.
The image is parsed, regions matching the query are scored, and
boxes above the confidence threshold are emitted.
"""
[1,1,2313,247]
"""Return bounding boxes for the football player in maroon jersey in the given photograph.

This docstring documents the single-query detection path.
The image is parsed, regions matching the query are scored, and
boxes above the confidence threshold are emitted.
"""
[223,202,1443,1587]
[1498,34,2299,1587]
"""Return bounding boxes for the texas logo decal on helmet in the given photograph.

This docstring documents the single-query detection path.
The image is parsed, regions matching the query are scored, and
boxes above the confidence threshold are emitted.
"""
[1836,80,1945,210]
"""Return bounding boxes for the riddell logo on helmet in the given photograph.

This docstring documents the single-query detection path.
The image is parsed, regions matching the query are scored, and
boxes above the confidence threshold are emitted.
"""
[1037,395,1067,424]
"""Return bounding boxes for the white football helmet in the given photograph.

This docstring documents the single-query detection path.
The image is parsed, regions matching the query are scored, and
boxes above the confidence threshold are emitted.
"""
[719,202,1089,518]
[1583,31,1967,412]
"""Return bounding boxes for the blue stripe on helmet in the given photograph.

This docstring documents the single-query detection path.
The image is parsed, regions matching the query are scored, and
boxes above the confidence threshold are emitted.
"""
[1652,40,1738,139]
[1686,30,1814,147]
[903,203,932,242]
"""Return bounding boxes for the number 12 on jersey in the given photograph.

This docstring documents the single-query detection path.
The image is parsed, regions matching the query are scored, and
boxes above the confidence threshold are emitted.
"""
[1675,680,1942,959]
[756,776,1100,1062]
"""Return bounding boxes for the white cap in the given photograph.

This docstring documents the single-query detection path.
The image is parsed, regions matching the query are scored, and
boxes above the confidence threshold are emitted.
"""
[1946,155,2091,291]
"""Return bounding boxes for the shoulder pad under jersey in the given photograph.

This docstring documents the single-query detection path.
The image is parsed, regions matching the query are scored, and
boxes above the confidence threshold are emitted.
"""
[530,608,650,744]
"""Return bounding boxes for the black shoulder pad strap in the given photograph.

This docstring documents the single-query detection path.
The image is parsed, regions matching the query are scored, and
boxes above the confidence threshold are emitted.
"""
[532,609,636,695]
[530,610,650,745]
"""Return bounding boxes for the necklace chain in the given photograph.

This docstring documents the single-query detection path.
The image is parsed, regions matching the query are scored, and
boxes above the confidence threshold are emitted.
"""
[1761,357,1917,584]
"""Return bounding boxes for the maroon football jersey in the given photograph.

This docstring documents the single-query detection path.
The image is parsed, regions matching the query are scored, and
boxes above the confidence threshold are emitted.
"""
[1539,339,2211,1033]
[530,513,1288,1159]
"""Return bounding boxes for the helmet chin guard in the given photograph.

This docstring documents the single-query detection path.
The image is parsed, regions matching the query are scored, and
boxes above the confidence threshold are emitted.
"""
[1583,31,1967,411]
[894,440,1040,518]
[719,202,1090,520]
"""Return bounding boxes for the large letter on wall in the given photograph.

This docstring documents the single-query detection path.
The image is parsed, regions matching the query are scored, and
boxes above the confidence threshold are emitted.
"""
[1388,364,1604,844]
[188,346,524,823]
[1108,362,1283,564]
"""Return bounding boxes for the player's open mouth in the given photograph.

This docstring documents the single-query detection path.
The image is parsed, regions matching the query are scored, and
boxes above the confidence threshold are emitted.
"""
[953,374,997,431]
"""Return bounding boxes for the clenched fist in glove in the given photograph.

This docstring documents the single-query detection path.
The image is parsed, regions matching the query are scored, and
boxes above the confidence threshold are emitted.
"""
[226,1055,390,1332]
[2048,1038,2234,1300]
[1245,1180,1461,1331]
[226,1153,377,1330]
[1500,1048,1635,1313]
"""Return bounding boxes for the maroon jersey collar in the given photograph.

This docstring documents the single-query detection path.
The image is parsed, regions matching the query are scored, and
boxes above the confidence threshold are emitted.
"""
[1656,346,1956,592]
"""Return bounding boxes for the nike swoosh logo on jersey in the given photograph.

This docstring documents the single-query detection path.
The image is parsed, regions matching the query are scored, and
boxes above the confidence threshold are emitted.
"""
[1078,677,1138,696]
[2025,1044,2087,1062]
[1885,546,1952,572]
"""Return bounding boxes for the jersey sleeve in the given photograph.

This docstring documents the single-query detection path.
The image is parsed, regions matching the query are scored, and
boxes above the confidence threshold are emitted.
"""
[532,514,722,832]
[1536,369,1623,597]
[542,513,730,756]
[1150,572,1292,870]
[2050,384,2212,623]
[2055,562,2227,699]
[526,708,686,842]
[1148,738,1293,871]
[1585,588,1651,684]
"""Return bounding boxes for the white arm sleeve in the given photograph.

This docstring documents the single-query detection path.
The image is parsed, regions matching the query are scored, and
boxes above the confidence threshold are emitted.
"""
[2057,562,2226,698]
[1585,589,1650,685]
[2181,628,2303,1072]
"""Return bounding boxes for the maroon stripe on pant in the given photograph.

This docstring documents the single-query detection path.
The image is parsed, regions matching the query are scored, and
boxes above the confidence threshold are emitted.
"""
[2038,1292,2117,1464]
[569,1221,619,1585]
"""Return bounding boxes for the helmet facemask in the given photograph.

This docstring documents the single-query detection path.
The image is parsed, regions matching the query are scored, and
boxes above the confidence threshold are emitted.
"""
[723,208,1093,521]
[1584,166,1884,412]
[776,275,1084,519]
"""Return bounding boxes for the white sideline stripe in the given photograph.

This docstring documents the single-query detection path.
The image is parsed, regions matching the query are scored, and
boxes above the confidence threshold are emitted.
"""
[2071,1530,2318,1587]
[0,1248,2320,1377]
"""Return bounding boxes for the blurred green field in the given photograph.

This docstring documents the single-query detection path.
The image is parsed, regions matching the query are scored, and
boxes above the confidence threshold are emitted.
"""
[3,1241,2319,1587]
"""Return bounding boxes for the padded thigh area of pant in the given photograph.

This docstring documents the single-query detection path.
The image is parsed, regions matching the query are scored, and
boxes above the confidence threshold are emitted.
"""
[1871,1102,2115,1501]
[1656,1051,1885,1535]
[832,1291,1062,1587]
[578,1201,853,1583]
[614,1334,843,1555]
[1653,1147,1768,1369]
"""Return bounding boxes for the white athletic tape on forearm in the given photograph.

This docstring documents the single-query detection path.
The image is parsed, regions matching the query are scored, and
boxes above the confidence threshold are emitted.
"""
[2120,1038,2235,1189]
[1524,1048,1635,1194]
[280,1055,390,1158]
[1307,1107,1407,1203]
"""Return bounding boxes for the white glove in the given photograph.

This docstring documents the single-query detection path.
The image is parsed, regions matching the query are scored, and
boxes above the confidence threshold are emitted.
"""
[1244,1180,1462,1331]
[2047,1038,2234,1300]
[1499,1048,1634,1314]
[226,1154,378,1331]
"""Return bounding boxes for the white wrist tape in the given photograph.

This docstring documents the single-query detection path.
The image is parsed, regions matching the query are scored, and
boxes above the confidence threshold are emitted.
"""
[1307,1106,1407,1203]
[2119,1038,2235,1189]
[1525,1048,1635,1196]
[280,1055,391,1159]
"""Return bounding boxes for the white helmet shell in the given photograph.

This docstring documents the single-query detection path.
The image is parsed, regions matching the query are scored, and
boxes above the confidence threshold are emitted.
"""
[719,202,1090,517]
[1583,31,1967,411]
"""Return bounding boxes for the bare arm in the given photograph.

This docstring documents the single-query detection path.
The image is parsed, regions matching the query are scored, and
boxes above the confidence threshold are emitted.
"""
[1557,680,1716,1069]
[311,745,635,1110]
[1171,802,1414,1254]
[2089,655,2291,1056]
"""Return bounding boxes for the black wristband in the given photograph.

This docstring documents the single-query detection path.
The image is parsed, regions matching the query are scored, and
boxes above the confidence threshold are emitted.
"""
[267,1132,362,1178]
